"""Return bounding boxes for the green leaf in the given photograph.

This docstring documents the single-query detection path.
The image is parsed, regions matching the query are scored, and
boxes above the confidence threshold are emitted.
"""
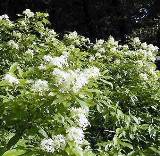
[17,66,24,78]
[76,97,87,107]
[38,127,48,138]
[2,149,26,156]
[119,141,133,149]
[100,78,113,89]
[9,62,18,73]
[149,147,160,155]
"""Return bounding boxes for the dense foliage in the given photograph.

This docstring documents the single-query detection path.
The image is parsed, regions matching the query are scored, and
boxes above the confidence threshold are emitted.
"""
[0,10,160,156]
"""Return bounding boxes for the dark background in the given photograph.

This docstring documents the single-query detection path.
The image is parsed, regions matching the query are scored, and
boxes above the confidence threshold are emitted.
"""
[0,0,160,45]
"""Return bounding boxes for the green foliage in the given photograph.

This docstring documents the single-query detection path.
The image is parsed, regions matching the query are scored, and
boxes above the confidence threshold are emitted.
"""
[0,10,160,156]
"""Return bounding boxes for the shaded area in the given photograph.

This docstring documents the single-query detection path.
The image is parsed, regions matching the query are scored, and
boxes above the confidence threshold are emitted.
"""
[0,0,159,42]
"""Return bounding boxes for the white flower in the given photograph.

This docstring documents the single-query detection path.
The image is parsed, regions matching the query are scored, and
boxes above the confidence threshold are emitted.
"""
[93,39,104,50]
[84,67,100,78]
[53,67,100,93]
[52,135,66,150]
[141,42,148,49]
[52,55,68,68]
[111,47,117,52]
[108,36,118,46]
[73,67,100,92]
[41,138,55,153]
[95,52,102,58]
[114,59,120,64]
[48,30,56,36]
[72,72,89,92]
[66,31,78,40]
[4,74,19,85]
[98,47,105,53]
[71,107,89,115]
[139,73,148,81]
[32,79,48,92]
[23,9,34,18]
[52,69,71,85]
[25,49,34,57]
[136,60,143,67]
[44,53,69,68]
[133,37,141,45]
[108,36,115,44]
[81,36,89,43]
[38,64,46,70]
[48,92,55,96]
[8,40,19,49]
[89,56,95,62]
[41,135,66,153]
[71,107,89,129]
[122,45,129,49]
[44,55,53,62]
[148,44,159,52]
[0,14,9,20]
[78,114,90,129]
[97,39,104,45]
[13,31,22,38]
[67,127,84,144]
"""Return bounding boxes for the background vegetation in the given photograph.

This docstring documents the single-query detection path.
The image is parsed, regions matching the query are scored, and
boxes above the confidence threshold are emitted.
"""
[0,10,160,155]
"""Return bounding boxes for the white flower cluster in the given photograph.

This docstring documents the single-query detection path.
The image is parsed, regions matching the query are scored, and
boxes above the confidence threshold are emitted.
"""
[118,44,129,50]
[41,138,54,153]
[93,39,104,50]
[38,64,46,70]
[108,36,118,46]
[71,107,89,129]
[133,37,141,45]
[48,30,56,37]
[52,135,66,150]
[41,135,66,153]
[95,52,102,58]
[25,49,34,57]
[128,40,158,62]
[139,73,148,81]
[141,42,147,49]
[44,52,69,68]
[67,127,84,144]
[141,42,159,52]
[52,67,100,93]
[8,40,19,49]
[64,31,88,45]
[23,9,34,18]
[148,44,159,52]
[32,79,49,92]
[4,74,19,85]
[89,55,95,62]
[0,14,9,20]
[65,31,78,40]
[13,31,22,38]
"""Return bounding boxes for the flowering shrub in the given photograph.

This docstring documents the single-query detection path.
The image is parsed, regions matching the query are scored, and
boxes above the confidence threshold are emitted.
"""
[0,10,160,156]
